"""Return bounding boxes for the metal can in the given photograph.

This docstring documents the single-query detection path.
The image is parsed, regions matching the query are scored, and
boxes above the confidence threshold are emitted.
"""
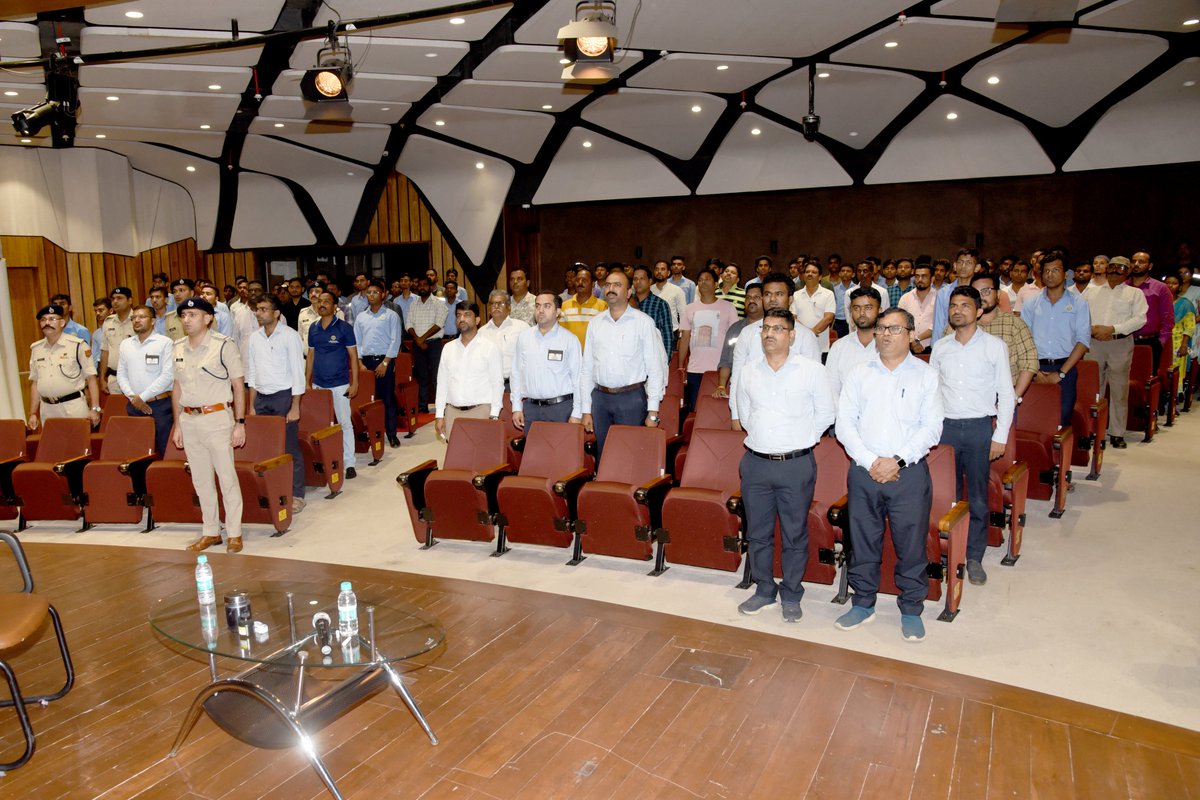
[224,591,251,633]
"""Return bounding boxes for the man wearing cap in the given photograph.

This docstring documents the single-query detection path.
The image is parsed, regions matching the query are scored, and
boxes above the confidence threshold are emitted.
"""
[27,304,101,431]
[100,287,136,394]
[172,297,247,554]
[163,278,195,341]
[117,304,175,454]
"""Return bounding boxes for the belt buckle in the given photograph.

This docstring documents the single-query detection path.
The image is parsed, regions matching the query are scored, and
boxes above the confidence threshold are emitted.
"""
[769,452,786,461]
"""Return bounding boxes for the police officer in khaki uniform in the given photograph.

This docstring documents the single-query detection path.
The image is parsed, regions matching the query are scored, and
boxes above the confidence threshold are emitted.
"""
[171,297,248,553]
[101,287,136,393]
[163,278,194,341]
[27,304,101,430]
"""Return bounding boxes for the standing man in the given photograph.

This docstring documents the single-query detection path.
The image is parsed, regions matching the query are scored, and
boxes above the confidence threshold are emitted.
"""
[49,293,90,342]
[880,260,903,306]
[435,303,504,440]
[1015,260,1043,313]
[145,272,175,312]
[843,260,891,322]
[349,273,371,320]
[100,287,136,395]
[834,307,943,643]
[246,295,307,514]
[715,262,746,317]
[117,304,175,454]
[1021,250,1091,427]
[199,283,234,338]
[831,261,856,339]
[579,271,666,458]
[1083,256,1147,449]
[27,304,101,430]
[735,309,836,622]
[970,273,1038,403]
[630,265,674,360]
[389,275,414,325]
[306,291,360,480]
[146,287,170,335]
[296,281,328,353]
[354,279,404,448]
[1069,261,1093,296]
[90,297,110,370]
[172,298,246,554]
[895,258,915,295]
[899,263,937,352]
[826,289,881,401]
[163,278,195,341]
[929,287,1015,586]
[478,290,530,392]
[789,261,836,359]
[931,248,980,342]
[667,255,696,305]
[714,283,763,399]
[407,275,448,415]
[745,256,773,289]
[508,267,536,325]
[511,292,582,431]
[441,280,463,342]
[679,267,738,411]
[651,259,687,333]
[561,266,608,348]
[1128,250,1174,371]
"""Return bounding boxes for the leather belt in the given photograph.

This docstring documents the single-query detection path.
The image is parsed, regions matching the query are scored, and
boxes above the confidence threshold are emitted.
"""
[449,404,480,411]
[745,445,813,461]
[1112,333,1128,340]
[182,402,227,415]
[527,394,571,406]
[42,390,84,405]
[596,381,645,395]
[105,367,117,377]
[148,392,172,402]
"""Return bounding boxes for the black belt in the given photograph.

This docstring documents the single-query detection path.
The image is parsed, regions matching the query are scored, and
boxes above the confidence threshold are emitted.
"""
[42,390,83,405]
[1038,358,1067,366]
[527,394,571,406]
[361,354,387,360]
[105,367,117,377]
[449,404,481,411]
[745,445,812,461]
[596,381,645,395]
[1112,333,1129,340]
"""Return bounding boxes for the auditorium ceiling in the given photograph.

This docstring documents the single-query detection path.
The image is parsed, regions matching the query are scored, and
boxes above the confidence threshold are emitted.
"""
[0,0,1196,259]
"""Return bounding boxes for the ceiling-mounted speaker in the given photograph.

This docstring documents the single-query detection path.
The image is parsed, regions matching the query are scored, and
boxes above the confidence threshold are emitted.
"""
[995,0,1077,23]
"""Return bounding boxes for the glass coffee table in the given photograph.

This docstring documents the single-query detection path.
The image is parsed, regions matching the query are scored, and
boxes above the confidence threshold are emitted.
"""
[150,580,444,799]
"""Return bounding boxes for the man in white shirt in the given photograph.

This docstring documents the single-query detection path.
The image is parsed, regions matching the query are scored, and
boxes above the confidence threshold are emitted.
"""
[898,263,936,351]
[117,304,176,454]
[435,302,504,440]
[825,288,880,401]
[1014,260,1043,313]
[929,286,1015,587]
[406,276,449,414]
[789,262,836,357]
[735,309,836,623]
[834,307,943,643]
[246,295,308,513]
[511,292,583,431]
[478,290,530,391]
[651,259,687,333]
[1083,255,1147,448]
[1069,261,1092,297]
[580,270,666,459]
[843,260,891,322]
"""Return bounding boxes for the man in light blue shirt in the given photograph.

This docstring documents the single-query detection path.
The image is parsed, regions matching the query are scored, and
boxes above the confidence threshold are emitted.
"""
[668,255,697,305]
[931,248,982,347]
[1021,250,1091,427]
[349,273,371,320]
[90,297,109,369]
[50,293,90,342]
[441,280,462,339]
[510,291,582,432]
[353,279,404,447]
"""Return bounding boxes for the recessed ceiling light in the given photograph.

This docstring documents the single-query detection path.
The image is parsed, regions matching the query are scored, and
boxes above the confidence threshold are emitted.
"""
[884,41,899,48]
[475,162,484,170]
[817,72,830,79]
[124,10,143,19]
[449,17,466,25]
[208,84,222,90]
[691,105,702,113]
[541,104,553,110]
[274,122,285,128]
[582,140,592,148]
[106,95,119,101]
[1185,80,1197,87]
[3,91,17,97]
[381,106,390,111]
[434,119,445,126]
[946,112,958,120]
[95,133,106,139]
[20,138,31,144]
[849,131,858,137]
[425,53,438,58]
[186,165,196,172]
[987,76,1000,85]
[200,124,211,129]
[750,127,761,135]
[1184,18,1199,26]
[716,65,729,71]
[346,171,355,176]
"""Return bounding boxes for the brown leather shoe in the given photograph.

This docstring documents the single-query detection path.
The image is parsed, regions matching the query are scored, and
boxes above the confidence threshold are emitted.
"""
[226,537,243,554]
[186,535,223,552]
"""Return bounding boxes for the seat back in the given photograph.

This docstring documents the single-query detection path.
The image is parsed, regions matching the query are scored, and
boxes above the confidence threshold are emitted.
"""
[1130,344,1154,383]
[98,417,155,461]
[239,416,285,461]
[692,394,732,432]
[0,420,27,459]
[658,397,681,437]
[35,418,92,462]
[443,418,509,471]
[679,428,746,492]
[299,389,336,436]
[161,432,187,462]
[518,422,585,478]
[697,371,719,398]
[594,426,665,484]
[1016,383,1061,435]
[813,437,850,503]
[355,368,379,407]
[97,393,128,431]
[1076,359,1100,406]
[927,445,959,529]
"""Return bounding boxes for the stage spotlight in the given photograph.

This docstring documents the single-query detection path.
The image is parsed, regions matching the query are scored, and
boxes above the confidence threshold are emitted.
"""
[300,25,354,102]
[557,1,619,83]
[12,100,60,136]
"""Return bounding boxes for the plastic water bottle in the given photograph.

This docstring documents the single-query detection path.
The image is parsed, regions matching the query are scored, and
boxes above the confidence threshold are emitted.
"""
[195,555,215,607]
[337,581,359,644]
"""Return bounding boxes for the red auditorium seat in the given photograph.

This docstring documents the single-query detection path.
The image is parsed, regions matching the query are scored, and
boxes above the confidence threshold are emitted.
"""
[298,389,344,499]
[234,416,294,536]
[87,393,129,458]
[144,434,203,529]
[396,418,512,551]
[799,437,852,590]
[658,427,746,575]
[0,421,30,523]
[1159,345,1179,427]
[1015,383,1074,518]
[497,393,523,471]
[1184,358,1198,413]
[495,422,589,555]
[988,425,1029,566]
[10,418,93,531]
[81,416,157,527]
[1071,359,1108,480]
[675,394,732,477]
[394,352,420,437]
[351,368,386,465]
[1126,345,1160,443]
[575,426,670,568]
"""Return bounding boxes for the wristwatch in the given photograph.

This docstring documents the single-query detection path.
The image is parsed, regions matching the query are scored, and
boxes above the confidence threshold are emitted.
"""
[90,406,102,413]
[236,418,246,424]
[648,414,660,423]
[893,455,908,469]
[1057,371,1067,380]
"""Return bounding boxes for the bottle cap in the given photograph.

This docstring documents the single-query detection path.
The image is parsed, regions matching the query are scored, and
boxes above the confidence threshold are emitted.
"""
[197,555,208,564]
[340,581,352,591]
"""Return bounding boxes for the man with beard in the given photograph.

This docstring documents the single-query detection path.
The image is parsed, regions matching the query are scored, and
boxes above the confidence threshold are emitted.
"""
[247,295,307,514]
[970,274,1038,402]
[508,266,536,325]
[715,283,763,399]
[1069,261,1093,297]
[117,304,175,454]
[1083,257,1146,448]
[826,288,881,401]
[100,287,136,394]
[307,291,360,479]
[930,287,1015,586]
[1022,251,1091,426]
[899,263,936,351]
[435,302,503,440]
[406,275,448,415]
[27,304,101,430]
[1128,250,1173,371]
[651,259,687,332]
[735,309,835,623]
[561,266,608,348]
[511,291,582,431]
[355,279,404,448]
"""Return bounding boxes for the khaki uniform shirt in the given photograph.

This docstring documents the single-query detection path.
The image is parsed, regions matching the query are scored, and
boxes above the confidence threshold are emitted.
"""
[163,311,185,341]
[174,331,245,408]
[101,312,135,372]
[30,333,96,399]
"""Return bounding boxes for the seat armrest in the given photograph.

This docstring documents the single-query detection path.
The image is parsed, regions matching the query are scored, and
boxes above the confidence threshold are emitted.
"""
[252,454,293,473]
[827,495,850,529]
[553,466,594,521]
[1051,426,1073,450]
[397,459,439,487]
[473,462,517,513]
[0,456,26,467]
[938,500,970,534]
[725,491,743,516]
[509,436,526,453]
[118,453,158,475]
[53,454,92,475]
[308,424,342,442]
[1000,461,1028,489]
[635,473,674,528]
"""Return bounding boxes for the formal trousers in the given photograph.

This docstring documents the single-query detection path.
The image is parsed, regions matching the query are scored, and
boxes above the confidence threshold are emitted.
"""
[253,389,305,499]
[179,409,242,540]
[739,449,816,603]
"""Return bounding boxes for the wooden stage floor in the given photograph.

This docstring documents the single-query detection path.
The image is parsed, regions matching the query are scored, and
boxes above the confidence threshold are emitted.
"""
[0,543,1197,799]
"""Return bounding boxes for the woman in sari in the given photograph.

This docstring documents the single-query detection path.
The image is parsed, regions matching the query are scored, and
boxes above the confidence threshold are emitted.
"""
[1164,273,1195,397]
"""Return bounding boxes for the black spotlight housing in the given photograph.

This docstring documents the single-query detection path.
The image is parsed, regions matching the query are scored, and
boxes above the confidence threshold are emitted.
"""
[300,24,353,102]
[12,100,60,136]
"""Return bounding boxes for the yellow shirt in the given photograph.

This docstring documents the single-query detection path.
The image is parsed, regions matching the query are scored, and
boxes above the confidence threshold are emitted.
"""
[560,295,608,348]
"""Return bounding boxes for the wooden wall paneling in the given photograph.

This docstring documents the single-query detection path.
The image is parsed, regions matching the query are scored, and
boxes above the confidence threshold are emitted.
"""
[408,180,422,244]
[418,197,431,244]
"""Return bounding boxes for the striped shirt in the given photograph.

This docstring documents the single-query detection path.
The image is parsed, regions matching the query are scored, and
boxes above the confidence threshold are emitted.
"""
[716,285,746,317]
[561,295,608,348]
[406,295,449,340]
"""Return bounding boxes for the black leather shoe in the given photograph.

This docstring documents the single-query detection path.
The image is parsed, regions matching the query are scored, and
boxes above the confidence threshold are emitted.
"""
[388,435,401,448]
[1110,436,1127,449]
[345,467,357,480]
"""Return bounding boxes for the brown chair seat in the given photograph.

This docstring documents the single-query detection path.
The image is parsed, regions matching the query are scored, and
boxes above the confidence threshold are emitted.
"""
[0,593,50,649]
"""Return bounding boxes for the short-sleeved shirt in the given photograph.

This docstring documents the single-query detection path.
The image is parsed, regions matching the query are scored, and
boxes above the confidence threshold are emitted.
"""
[173,330,244,407]
[561,295,608,347]
[30,334,95,398]
[715,284,746,317]
[790,284,837,352]
[681,299,737,373]
[308,317,357,388]
[101,312,135,369]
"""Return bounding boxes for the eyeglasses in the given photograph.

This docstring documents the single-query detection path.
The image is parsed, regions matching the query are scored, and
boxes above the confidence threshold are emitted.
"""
[761,324,790,334]
[873,324,910,336]
[976,287,995,295]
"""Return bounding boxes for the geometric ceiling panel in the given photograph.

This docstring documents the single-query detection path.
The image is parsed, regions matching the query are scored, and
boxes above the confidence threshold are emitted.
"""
[867,95,1054,185]
[85,0,286,31]
[698,113,852,195]
[0,21,42,58]
[1064,58,1200,172]
[76,88,243,131]
[230,172,316,249]
[517,0,903,59]
[76,126,226,157]
[79,28,264,67]
[964,29,1168,127]
[271,70,435,103]
[533,127,689,205]
[441,79,590,113]
[831,17,1023,73]
[396,135,516,263]
[932,0,1108,17]
[581,88,724,159]
[1080,0,1200,34]
[758,64,925,149]
[79,63,252,95]
[626,54,791,93]
[0,68,46,85]
[474,44,642,83]
[313,5,512,41]
[246,118,391,164]
[257,95,410,125]
[416,104,554,163]
[0,82,44,109]
[288,36,468,76]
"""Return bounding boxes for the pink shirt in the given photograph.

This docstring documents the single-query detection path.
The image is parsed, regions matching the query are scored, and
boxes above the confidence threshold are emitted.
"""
[681,298,738,373]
